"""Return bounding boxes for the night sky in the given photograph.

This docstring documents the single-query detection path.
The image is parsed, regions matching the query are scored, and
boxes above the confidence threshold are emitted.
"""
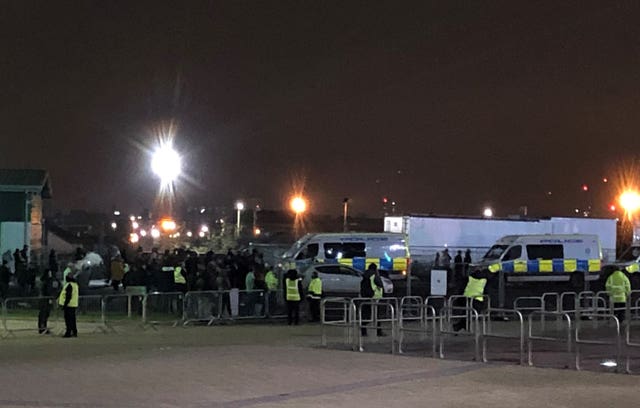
[3,1,640,218]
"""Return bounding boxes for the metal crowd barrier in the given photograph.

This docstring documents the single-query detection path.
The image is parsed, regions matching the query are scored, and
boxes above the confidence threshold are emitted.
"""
[102,293,144,332]
[77,295,108,334]
[183,291,221,326]
[527,311,573,367]
[625,304,640,374]
[575,313,621,371]
[143,292,184,328]
[320,297,356,348]
[439,305,480,361]
[398,303,437,357]
[481,308,524,364]
[356,301,396,354]
[2,296,59,337]
[446,295,489,332]
[235,290,267,319]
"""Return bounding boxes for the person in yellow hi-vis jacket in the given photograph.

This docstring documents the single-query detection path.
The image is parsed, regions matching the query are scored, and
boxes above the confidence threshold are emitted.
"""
[606,268,631,322]
[453,268,488,332]
[307,271,323,322]
[58,272,79,338]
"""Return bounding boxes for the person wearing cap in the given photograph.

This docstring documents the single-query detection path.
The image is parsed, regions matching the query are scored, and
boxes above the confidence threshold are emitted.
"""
[283,269,303,325]
[58,272,79,338]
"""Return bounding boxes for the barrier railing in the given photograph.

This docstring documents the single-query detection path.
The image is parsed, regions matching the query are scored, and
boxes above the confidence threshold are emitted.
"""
[77,295,107,333]
[527,311,573,367]
[559,292,578,314]
[400,296,424,322]
[481,308,524,364]
[439,305,480,361]
[356,301,396,354]
[102,294,144,332]
[143,292,184,328]
[320,297,356,348]
[398,303,437,357]
[446,295,490,332]
[575,313,621,371]
[625,305,640,374]
[235,290,267,319]
[2,296,59,337]
[183,291,221,326]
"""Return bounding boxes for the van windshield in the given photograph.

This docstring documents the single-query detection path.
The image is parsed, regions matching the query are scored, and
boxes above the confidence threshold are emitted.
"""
[483,245,509,260]
[619,246,640,262]
[282,236,311,259]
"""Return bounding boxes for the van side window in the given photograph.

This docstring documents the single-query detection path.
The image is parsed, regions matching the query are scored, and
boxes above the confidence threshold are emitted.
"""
[342,243,365,258]
[296,243,319,260]
[526,245,563,260]
[323,242,366,259]
[324,243,342,259]
[502,245,522,261]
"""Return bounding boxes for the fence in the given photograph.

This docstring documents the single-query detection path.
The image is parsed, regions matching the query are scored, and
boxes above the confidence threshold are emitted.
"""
[183,291,220,326]
[144,292,184,328]
[3,296,59,337]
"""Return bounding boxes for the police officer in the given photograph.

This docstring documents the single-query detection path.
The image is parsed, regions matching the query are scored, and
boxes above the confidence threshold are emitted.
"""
[606,268,631,322]
[173,262,187,293]
[360,263,384,336]
[307,271,323,322]
[58,272,79,338]
[283,269,303,325]
[453,268,488,332]
[265,265,279,314]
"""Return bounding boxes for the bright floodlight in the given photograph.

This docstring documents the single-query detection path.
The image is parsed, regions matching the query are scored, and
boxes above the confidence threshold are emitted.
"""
[151,142,181,185]
[483,207,494,218]
[290,196,307,214]
[620,190,640,215]
[236,201,245,211]
[150,228,161,239]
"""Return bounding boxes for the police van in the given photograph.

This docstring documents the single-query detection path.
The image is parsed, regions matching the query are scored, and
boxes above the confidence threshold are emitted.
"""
[481,234,602,283]
[279,233,410,279]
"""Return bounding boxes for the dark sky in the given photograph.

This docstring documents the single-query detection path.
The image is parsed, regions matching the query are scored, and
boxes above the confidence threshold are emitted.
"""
[2,1,640,218]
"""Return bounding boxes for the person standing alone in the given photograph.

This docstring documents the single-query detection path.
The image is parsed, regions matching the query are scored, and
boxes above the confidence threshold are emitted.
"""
[283,269,303,325]
[58,272,79,338]
[606,268,631,323]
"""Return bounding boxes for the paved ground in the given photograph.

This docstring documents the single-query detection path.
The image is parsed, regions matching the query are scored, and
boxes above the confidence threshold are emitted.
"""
[1,324,640,407]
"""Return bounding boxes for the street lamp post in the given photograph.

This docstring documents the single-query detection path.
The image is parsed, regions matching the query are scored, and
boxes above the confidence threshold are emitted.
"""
[343,198,349,232]
[235,201,245,237]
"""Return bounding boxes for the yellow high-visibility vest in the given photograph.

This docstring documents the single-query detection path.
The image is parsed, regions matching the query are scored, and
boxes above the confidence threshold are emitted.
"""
[58,282,79,308]
[286,278,301,301]
[174,266,186,284]
[606,271,631,303]
[308,278,322,299]
[265,271,278,291]
[370,275,383,299]
[463,276,487,302]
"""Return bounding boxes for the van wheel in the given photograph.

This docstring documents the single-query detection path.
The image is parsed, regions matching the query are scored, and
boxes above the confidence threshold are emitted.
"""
[569,272,586,291]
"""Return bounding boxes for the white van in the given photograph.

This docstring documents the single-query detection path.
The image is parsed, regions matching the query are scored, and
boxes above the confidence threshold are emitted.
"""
[481,234,602,282]
[280,233,410,279]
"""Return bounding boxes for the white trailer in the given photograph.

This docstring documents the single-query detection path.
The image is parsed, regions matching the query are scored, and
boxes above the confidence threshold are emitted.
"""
[385,215,617,265]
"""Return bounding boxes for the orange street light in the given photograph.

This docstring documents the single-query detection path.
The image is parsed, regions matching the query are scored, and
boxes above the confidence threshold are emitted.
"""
[160,218,177,231]
[619,190,640,220]
[290,196,307,214]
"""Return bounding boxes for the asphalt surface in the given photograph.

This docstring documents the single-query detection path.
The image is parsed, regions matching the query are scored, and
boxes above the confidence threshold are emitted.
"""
[1,322,640,407]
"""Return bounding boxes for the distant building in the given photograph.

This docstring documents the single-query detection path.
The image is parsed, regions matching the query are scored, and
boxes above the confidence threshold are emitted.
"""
[0,169,52,260]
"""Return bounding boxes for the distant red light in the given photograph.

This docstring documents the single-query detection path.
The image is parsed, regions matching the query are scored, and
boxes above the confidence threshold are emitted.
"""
[610,204,616,212]
[582,184,589,192]
[382,197,388,203]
